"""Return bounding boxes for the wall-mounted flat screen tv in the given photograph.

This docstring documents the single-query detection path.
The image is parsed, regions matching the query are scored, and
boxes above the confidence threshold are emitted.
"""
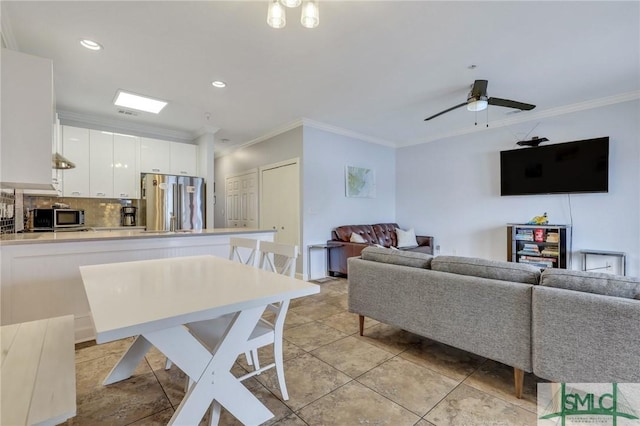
[500,137,609,196]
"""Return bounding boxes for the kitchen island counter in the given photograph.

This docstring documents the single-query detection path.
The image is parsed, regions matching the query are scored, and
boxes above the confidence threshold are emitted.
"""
[0,228,273,246]
[1,228,276,341]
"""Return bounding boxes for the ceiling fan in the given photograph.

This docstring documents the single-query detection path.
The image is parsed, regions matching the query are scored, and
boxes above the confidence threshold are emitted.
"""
[424,80,536,121]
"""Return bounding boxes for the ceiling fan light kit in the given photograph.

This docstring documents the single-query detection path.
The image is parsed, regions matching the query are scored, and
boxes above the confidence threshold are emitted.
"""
[268,0,319,29]
[424,79,536,121]
[467,98,488,112]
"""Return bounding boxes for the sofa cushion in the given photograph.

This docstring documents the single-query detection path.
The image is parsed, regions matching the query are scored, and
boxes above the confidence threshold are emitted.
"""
[350,232,367,243]
[333,225,378,244]
[372,223,399,247]
[431,256,541,285]
[361,246,433,269]
[396,228,418,248]
[540,269,640,299]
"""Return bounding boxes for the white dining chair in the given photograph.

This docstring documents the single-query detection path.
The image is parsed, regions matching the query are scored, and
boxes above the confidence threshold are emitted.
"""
[228,237,261,267]
[187,241,298,405]
[164,237,261,371]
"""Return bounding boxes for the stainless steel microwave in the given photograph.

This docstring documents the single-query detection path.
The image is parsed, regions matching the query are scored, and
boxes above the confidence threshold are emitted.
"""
[32,208,85,230]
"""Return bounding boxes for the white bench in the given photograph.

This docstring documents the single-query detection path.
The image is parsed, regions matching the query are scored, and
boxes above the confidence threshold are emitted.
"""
[1,315,76,426]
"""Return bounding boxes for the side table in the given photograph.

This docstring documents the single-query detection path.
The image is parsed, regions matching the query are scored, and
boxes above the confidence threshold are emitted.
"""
[307,242,344,280]
[580,249,626,276]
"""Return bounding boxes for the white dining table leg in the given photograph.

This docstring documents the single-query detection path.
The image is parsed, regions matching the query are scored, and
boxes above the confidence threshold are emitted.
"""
[102,335,152,385]
[143,306,274,425]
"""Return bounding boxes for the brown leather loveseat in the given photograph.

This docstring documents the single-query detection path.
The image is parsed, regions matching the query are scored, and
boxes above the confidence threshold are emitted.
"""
[327,223,434,276]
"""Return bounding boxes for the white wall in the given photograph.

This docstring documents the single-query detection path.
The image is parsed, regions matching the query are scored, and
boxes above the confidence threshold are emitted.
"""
[303,126,396,279]
[214,127,303,227]
[215,125,396,279]
[396,100,640,277]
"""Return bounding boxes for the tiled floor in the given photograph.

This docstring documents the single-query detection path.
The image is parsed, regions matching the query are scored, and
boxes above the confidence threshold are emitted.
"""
[63,278,543,425]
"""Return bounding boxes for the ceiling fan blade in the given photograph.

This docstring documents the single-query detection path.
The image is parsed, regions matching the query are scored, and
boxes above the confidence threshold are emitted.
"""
[488,97,536,110]
[470,80,488,98]
[424,102,467,121]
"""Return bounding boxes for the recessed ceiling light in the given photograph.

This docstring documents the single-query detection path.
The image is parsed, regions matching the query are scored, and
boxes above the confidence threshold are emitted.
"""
[113,90,167,114]
[211,80,227,88]
[80,39,103,51]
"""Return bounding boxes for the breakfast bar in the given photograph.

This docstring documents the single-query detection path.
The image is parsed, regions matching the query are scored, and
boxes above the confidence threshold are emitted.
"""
[0,228,276,342]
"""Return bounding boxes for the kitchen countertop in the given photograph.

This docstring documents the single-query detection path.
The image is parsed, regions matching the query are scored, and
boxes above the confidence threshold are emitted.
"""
[0,228,275,246]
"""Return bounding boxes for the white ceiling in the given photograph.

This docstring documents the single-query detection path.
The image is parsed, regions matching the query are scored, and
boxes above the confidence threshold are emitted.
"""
[3,1,639,154]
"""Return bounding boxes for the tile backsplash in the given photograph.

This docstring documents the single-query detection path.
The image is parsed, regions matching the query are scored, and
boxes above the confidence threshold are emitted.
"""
[24,196,143,228]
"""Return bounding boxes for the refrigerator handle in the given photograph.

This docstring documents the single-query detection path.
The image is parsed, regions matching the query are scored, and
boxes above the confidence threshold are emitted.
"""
[172,183,179,231]
[177,183,183,230]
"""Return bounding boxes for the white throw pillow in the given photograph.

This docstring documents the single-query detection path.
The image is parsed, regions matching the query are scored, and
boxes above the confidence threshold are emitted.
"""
[396,228,418,248]
[350,232,367,243]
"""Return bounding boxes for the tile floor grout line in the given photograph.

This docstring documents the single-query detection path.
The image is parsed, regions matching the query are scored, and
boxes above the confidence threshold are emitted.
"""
[348,349,439,420]
[145,354,179,412]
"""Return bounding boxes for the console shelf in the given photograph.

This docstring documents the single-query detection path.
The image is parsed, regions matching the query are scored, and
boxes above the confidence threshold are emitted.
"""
[507,224,571,269]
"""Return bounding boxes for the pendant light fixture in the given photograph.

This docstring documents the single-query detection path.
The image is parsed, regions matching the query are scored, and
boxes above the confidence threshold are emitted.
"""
[301,0,319,29]
[281,0,301,7]
[267,0,319,29]
[267,0,286,29]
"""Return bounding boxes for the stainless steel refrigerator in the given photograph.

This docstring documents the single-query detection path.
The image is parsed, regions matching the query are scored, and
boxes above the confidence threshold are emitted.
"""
[142,174,205,231]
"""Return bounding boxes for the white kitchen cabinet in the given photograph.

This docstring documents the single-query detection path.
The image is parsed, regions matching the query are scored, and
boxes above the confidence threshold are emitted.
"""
[0,49,55,189]
[170,142,197,176]
[113,134,140,199]
[140,137,197,176]
[140,137,171,174]
[89,130,114,198]
[62,126,90,197]
[62,126,140,199]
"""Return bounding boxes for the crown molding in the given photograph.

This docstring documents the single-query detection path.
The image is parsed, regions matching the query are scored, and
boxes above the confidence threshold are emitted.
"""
[215,117,397,158]
[404,90,640,147]
[215,119,305,158]
[57,110,198,143]
[301,118,396,148]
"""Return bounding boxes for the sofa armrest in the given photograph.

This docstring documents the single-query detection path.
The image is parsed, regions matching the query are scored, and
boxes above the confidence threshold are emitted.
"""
[416,235,434,254]
[326,241,369,276]
[532,286,640,382]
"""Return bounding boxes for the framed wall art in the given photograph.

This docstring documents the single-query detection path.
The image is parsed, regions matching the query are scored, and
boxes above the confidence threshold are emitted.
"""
[345,165,376,198]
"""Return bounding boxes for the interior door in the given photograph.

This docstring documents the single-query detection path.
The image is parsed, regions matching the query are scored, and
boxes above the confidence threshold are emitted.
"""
[260,161,299,246]
[225,171,258,228]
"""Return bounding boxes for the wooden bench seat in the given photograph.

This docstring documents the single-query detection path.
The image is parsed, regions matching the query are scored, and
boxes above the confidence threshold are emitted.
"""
[1,315,76,426]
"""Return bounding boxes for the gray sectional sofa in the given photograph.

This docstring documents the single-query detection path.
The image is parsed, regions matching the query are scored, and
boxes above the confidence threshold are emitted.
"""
[347,247,640,398]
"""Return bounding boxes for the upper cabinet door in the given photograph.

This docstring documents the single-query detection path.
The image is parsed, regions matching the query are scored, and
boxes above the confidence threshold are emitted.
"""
[0,49,54,189]
[140,137,171,174]
[62,126,90,197]
[113,134,140,199]
[170,143,197,176]
[89,130,114,198]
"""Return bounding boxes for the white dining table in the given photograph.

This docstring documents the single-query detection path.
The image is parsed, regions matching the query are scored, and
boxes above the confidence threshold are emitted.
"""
[80,255,319,425]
